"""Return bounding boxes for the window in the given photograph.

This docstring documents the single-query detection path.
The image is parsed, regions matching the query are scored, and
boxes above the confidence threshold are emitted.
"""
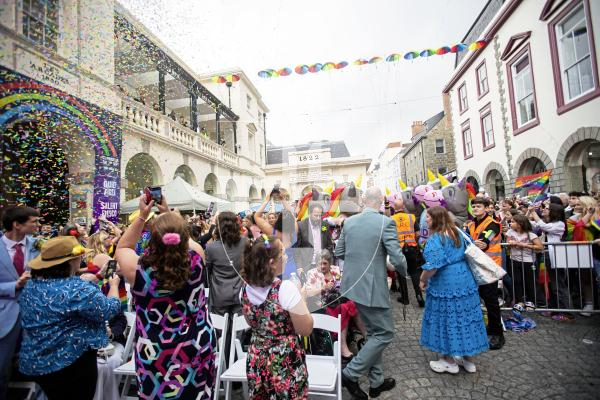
[462,122,473,159]
[507,46,539,134]
[458,83,468,113]
[435,139,445,154]
[549,0,600,113]
[246,94,252,110]
[476,61,489,97]
[480,105,494,150]
[22,0,59,51]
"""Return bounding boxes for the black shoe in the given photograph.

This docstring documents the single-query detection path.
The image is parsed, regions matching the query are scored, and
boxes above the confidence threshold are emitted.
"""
[489,335,505,350]
[369,377,396,398]
[396,296,409,305]
[342,372,368,400]
[416,293,425,307]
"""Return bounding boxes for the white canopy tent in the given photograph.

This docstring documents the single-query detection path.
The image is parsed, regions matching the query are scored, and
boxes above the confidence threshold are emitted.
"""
[120,176,233,214]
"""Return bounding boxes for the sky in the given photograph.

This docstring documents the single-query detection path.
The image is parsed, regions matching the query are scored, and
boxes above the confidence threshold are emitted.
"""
[119,0,487,159]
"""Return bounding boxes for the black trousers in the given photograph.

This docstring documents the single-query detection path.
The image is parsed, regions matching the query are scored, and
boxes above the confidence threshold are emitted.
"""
[33,350,97,400]
[400,246,423,296]
[478,281,503,336]
[509,260,537,304]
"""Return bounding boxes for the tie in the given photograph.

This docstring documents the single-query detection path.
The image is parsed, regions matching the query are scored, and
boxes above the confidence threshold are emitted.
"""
[13,243,25,276]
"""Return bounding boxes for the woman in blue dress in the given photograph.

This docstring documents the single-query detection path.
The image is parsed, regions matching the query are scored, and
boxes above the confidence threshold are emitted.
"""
[419,206,489,374]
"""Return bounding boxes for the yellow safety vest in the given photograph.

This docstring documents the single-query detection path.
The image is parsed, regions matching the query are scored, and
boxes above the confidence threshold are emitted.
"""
[392,213,417,247]
[467,216,502,266]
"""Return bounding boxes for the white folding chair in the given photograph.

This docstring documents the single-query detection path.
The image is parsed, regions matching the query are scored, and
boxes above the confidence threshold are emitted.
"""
[219,314,250,400]
[113,311,137,399]
[307,313,342,399]
[209,312,229,400]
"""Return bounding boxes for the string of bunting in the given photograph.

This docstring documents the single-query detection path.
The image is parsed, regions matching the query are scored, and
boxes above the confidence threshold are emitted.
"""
[257,40,486,78]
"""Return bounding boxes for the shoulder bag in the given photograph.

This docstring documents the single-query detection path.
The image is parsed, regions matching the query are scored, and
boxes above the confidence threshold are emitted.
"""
[457,229,506,285]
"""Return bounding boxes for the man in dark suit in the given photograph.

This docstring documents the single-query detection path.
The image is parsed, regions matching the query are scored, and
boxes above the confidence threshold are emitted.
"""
[294,203,333,274]
[0,206,41,398]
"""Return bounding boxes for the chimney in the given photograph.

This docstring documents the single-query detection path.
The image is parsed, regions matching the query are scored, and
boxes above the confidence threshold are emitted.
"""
[442,93,452,128]
[411,121,425,137]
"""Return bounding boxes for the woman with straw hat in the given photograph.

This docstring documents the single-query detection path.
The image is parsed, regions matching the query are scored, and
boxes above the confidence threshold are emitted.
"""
[18,236,122,400]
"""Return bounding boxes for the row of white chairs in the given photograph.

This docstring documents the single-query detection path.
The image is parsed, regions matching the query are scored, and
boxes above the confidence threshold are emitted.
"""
[114,310,343,399]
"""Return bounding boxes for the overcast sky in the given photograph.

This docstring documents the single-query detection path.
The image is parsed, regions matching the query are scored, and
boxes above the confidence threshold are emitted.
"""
[119,0,486,159]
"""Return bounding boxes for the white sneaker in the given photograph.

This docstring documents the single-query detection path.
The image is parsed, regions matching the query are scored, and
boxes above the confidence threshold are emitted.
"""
[580,303,593,317]
[429,359,459,374]
[454,356,476,373]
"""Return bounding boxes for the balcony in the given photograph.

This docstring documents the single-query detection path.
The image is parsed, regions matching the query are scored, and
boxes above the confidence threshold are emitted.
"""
[121,98,240,168]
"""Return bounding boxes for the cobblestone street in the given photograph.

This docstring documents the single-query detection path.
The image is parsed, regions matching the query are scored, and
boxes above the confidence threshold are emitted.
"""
[231,294,600,400]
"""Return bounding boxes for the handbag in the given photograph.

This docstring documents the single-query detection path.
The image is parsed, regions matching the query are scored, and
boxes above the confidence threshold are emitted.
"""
[458,229,506,285]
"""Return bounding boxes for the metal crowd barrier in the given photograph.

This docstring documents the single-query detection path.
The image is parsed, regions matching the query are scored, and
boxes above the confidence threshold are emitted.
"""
[500,241,600,313]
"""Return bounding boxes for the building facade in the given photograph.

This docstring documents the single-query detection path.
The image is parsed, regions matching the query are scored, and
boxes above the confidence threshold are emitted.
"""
[444,0,600,198]
[0,0,268,224]
[401,105,457,187]
[368,142,406,192]
[264,141,371,201]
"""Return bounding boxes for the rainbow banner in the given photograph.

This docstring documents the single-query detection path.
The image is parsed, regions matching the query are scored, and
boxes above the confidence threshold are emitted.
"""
[513,170,552,197]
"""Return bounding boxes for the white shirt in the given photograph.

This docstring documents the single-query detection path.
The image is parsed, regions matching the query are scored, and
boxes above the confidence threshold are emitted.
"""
[310,220,322,264]
[240,280,302,311]
[505,229,538,263]
[1,235,28,266]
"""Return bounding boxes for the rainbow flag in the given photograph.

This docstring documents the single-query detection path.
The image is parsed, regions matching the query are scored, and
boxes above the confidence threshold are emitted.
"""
[296,192,313,221]
[324,187,345,218]
[513,170,552,197]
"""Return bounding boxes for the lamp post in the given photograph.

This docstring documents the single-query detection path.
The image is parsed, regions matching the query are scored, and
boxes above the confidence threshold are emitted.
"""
[226,81,232,108]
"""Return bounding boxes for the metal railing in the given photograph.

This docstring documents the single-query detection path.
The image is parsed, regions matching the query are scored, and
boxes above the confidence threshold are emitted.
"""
[500,241,599,313]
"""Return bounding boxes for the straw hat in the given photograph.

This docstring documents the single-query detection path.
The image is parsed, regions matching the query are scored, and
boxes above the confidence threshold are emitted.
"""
[29,236,91,270]
[128,210,155,225]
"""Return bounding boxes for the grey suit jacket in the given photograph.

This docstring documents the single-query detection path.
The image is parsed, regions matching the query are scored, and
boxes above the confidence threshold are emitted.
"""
[0,235,40,338]
[205,237,246,308]
[335,208,406,309]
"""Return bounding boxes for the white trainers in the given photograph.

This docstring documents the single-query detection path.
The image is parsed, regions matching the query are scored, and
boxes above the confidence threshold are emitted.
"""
[429,359,459,374]
[580,303,593,317]
[454,356,477,373]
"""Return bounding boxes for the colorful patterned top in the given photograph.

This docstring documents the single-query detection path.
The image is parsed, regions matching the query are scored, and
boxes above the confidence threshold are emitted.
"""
[135,230,152,256]
[131,250,216,400]
[19,277,121,375]
[241,279,308,399]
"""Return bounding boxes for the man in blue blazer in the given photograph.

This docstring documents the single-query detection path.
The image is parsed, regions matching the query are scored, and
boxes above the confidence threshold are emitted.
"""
[0,206,40,398]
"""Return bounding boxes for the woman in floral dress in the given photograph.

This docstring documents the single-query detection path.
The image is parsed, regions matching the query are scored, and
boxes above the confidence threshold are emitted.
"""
[240,235,313,399]
[116,196,215,399]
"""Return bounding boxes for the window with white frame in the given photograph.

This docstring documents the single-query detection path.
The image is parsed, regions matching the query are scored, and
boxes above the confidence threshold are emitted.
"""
[555,3,594,101]
[481,111,494,149]
[462,124,473,158]
[22,0,59,51]
[511,52,536,127]
[458,83,468,112]
[477,63,489,95]
[435,139,445,154]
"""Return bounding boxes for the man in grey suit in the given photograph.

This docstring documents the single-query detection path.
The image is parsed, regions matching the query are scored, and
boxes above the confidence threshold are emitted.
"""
[0,206,41,398]
[335,187,407,399]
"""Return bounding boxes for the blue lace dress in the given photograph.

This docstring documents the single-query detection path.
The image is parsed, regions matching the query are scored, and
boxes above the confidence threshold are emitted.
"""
[420,232,489,356]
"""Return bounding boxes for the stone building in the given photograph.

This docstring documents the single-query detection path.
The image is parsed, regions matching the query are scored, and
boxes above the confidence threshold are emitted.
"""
[401,101,457,187]
[444,0,600,197]
[264,140,371,201]
[0,0,268,224]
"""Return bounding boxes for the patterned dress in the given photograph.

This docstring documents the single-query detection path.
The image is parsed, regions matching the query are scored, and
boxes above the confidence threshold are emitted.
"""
[131,250,216,400]
[241,280,308,399]
[420,233,489,356]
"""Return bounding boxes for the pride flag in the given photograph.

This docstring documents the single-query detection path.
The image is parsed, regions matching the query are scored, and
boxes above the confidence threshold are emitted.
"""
[296,192,313,221]
[513,170,552,198]
[324,187,345,218]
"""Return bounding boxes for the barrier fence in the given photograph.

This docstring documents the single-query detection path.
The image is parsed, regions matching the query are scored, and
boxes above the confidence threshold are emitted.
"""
[500,241,600,313]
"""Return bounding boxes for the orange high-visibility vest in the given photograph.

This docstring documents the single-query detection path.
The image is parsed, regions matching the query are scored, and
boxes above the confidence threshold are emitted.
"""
[391,212,417,247]
[468,215,502,266]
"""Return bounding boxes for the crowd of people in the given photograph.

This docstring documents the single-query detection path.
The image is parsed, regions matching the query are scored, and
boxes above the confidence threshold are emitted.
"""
[0,185,599,400]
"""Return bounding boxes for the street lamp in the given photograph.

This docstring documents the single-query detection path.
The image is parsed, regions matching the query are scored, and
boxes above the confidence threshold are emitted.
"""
[226,81,232,108]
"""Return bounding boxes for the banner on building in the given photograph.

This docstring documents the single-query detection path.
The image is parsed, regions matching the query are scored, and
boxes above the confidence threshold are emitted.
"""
[0,65,122,225]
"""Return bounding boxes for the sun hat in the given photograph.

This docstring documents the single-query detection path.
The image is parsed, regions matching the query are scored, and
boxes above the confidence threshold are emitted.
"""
[127,210,155,224]
[29,236,91,270]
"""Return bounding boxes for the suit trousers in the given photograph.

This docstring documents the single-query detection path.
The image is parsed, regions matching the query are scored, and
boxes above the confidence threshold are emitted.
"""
[343,303,394,388]
[0,318,21,400]
[478,281,503,336]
